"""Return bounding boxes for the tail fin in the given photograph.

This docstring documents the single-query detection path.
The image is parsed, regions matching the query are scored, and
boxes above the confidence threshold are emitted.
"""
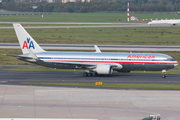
[13,23,45,54]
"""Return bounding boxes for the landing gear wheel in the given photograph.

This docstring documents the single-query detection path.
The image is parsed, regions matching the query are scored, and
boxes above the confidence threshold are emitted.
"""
[88,73,93,77]
[162,69,167,78]
[83,73,93,77]
[83,73,88,77]
[162,74,166,78]
[95,72,98,76]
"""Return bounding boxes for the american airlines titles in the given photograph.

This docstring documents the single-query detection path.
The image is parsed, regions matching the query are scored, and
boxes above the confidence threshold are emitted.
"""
[127,54,155,59]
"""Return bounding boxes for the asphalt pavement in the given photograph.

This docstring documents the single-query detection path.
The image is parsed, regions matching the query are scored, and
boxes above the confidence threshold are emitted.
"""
[0,22,179,29]
[1,43,180,51]
[0,65,179,86]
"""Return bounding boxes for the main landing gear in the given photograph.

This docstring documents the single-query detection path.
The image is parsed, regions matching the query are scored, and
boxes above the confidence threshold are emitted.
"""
[83,72,93,77]
[83,69,96,77]
[161,69,166,78]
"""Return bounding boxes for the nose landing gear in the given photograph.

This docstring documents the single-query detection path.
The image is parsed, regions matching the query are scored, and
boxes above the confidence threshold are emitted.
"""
[161,69,166,78]
[162,74,166,78]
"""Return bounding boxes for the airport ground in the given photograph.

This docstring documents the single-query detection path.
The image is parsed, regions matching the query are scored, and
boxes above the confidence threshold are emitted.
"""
[0,13,180,119]
[1,64,180,120]
[0,85,180,120]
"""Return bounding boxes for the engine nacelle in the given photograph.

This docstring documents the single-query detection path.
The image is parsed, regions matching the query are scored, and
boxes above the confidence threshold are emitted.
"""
[94,64,113,75]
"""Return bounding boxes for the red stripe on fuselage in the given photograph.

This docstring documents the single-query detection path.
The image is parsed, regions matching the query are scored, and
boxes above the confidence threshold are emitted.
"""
[46,60,178,64]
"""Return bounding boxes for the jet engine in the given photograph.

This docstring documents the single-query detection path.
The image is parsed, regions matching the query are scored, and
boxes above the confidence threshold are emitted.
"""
[93,64,113,75]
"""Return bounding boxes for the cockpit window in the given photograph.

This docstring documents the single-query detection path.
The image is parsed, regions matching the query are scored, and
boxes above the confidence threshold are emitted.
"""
[167,58,175,61]
[167,58,171,61]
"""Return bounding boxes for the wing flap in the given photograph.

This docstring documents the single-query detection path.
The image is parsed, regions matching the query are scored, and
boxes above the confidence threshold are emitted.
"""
[44,60,97,66]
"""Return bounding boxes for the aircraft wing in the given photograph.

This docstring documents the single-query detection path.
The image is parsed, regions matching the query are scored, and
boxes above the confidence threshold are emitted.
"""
[44,60,97,68]
[5,53,98,69]
[43,60,119,70]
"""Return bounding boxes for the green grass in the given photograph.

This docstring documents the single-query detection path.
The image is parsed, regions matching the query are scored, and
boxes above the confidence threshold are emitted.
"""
[0,13,179,22]
[0,49,29,65]
[0,24,117,27]
[0,66,2,69]
[1,27,180,45]
[20,82,180,90]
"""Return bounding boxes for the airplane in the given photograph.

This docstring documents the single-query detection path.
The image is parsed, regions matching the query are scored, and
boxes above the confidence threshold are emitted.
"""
[148,19,180,26]
[6,23,178,78]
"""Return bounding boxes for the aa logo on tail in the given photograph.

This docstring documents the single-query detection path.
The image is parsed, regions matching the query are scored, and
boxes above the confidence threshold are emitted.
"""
[22,38,35,49]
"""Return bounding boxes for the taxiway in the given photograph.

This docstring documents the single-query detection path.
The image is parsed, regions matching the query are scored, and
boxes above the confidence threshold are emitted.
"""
[1,43,180,51]
[0,22,179,29]
[0,65,180,120]
[0,65,180,86]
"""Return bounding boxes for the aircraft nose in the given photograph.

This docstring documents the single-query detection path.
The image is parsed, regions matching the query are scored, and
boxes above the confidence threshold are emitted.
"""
[174,62,178,67]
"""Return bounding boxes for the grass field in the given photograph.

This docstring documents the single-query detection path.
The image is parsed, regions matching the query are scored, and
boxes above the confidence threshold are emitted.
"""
[0,13,180,71]
[20,82,180,90]
[0,24,117,27]
[1,13,180,46]
[1,27,180,45]
[0,49,28,65]
[0,13,179,22]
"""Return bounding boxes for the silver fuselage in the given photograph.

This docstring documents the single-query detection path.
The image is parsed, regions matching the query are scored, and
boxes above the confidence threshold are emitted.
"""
[19,52,178,72]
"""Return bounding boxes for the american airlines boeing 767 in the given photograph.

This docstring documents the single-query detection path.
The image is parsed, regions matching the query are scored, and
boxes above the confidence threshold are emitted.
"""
[8,23,178,78]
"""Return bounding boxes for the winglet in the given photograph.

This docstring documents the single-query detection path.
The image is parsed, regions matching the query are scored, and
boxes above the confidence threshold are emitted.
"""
[94,45,101,53]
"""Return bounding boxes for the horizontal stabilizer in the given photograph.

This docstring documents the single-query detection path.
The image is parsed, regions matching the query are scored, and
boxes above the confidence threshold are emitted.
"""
[3,54,31,59]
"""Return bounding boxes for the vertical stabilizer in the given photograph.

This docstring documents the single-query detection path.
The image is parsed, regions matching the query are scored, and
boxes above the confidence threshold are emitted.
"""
[13,23,45,54]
